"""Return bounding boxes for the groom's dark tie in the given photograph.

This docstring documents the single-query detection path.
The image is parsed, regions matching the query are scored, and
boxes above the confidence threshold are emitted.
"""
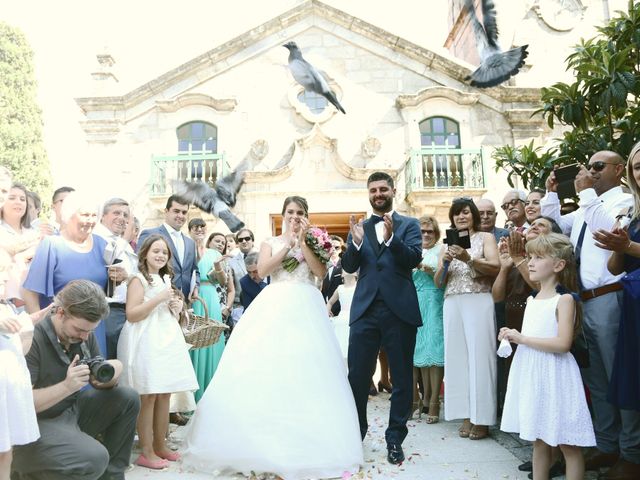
[371,215,383,224]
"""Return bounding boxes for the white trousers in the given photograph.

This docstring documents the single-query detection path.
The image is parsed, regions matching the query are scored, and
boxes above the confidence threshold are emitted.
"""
[443,292,497,425]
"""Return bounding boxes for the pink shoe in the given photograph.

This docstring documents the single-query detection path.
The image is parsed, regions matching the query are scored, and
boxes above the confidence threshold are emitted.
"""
[156,450,181,462]
[135,454,170,470]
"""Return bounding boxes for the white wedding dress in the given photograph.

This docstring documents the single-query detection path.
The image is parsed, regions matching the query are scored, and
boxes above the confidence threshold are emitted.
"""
[182,237,363,479]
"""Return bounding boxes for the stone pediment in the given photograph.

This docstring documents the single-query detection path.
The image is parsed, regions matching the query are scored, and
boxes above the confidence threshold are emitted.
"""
[75,0,539,117]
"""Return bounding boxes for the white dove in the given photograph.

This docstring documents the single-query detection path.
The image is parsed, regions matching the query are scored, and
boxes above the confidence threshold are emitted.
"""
[464,0,528,88]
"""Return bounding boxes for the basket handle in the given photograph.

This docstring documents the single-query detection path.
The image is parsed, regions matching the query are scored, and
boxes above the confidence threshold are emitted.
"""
[189,295,209,321]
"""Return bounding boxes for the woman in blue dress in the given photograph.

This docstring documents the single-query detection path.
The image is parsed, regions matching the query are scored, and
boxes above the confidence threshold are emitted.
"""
[21,192,108,355]
[596,141,640,411]
[187,219,224,402]
[412,215,445,423]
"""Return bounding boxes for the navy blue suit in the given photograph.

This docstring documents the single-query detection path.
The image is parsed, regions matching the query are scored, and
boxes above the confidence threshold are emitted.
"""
[137,225,199,299]
[342,212,422,445]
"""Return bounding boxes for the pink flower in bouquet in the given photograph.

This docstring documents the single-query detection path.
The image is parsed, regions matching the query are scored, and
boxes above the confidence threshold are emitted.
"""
[281,226,334,272]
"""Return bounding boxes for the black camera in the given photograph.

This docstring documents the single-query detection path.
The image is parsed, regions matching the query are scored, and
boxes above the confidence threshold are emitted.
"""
[78,356,115,383]
[443,228,471,249]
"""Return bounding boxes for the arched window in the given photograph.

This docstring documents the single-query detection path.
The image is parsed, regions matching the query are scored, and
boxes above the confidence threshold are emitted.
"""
[419,117,461,187]
[177,121,217,153]
[176,121,218,182]
[297,90,327,114]
[419,117,460,148]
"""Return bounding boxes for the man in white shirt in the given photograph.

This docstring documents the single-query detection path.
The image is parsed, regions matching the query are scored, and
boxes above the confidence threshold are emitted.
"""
[93,197,137,359]
[541,151,640,479]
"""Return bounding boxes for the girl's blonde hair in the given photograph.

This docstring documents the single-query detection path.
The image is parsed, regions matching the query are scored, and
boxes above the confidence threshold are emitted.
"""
[626,141,640,221]
[525,232,582,336]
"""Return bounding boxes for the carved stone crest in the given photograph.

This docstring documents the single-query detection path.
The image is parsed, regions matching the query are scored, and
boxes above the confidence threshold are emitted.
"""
[534,0,584,32]
[250,139,269,161]
[361,137,381,159]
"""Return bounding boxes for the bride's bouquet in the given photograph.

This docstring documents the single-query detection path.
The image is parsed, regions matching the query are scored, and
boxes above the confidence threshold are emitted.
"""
[282,226,334,272]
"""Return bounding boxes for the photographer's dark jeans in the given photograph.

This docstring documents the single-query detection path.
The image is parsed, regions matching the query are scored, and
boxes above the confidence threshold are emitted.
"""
[12,385,140,480]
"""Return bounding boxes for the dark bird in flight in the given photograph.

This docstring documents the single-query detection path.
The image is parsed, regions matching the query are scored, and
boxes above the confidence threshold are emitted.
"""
[283,41,346,114]
[172,169,246,233]
[464,0,528,88]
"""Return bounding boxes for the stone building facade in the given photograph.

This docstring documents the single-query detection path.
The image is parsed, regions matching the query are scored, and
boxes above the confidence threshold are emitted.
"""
[74,0,618,239]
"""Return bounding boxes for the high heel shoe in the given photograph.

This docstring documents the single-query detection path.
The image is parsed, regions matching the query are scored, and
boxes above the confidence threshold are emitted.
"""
[377,381,392,393]
[426,401,440,424]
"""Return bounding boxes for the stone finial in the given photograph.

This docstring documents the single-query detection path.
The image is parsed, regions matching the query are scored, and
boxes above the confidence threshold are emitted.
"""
[91,49,118,84]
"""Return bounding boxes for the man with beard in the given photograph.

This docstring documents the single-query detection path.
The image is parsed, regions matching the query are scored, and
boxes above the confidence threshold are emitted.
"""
[500,190,528,232]
[342,172,422,465]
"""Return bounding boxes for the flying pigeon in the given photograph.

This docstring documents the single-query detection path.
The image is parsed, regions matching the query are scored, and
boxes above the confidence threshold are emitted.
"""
[283,41,346,114]
[172,161,250,233]
[463,0,528,88]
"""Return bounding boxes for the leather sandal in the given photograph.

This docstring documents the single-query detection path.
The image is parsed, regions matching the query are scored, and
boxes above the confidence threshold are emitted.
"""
[469,425,489,440]
[458,419,472,438]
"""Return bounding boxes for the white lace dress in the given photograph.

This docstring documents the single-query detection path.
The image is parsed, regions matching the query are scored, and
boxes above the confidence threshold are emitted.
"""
[500,294,596,446]
[182,237,363,479]
[331,284,355,361]
[117,273,198,395]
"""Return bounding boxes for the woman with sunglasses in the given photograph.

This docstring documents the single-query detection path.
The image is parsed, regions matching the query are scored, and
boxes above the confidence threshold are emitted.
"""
[434,197,500,440]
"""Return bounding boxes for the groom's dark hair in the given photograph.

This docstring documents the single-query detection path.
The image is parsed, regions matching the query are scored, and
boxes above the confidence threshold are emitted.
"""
[367,171,394,188]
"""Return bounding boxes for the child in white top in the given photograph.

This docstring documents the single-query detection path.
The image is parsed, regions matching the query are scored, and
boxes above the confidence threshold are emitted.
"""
[119,234,198,470]
[499,233,595,480]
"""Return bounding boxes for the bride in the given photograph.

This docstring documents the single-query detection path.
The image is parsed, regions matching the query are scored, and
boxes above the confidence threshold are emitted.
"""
[182,196,363,479]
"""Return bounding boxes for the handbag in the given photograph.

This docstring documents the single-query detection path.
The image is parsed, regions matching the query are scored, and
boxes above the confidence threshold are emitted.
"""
[571,327,590,369]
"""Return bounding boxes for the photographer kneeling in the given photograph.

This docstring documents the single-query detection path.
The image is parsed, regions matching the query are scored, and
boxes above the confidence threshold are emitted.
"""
[12,280,140,480]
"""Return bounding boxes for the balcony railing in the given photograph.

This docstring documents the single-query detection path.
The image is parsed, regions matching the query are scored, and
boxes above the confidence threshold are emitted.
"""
[405,147,485,194]
[149,152,228,196]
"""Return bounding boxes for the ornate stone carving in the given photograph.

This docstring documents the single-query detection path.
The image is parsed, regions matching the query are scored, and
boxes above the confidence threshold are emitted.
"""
[250,139,269,161]
[396,86,479,109]
[155,93,237,113]
[533,0,584,32]
[361,136,381,159]
[287,82,342,124]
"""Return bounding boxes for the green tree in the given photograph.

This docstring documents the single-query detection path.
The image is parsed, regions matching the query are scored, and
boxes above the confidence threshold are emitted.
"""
[0,21,51,200]
[494,0,640,190]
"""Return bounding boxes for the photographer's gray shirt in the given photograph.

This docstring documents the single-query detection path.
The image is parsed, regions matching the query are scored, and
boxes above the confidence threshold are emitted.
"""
[25,315,99,419]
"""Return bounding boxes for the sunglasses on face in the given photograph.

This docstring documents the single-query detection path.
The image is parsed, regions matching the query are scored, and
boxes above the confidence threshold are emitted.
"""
[501,198,524,211]
[237,236,252,243]
[191,225,206,230]
[588,161,617,172]
[420,229,435,235]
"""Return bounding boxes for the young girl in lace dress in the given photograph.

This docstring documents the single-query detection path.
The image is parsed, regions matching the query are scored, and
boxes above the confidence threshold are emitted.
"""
[499,233,595,480]
[119,234,198,470]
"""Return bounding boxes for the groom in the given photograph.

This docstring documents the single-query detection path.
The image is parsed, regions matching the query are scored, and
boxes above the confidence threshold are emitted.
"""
[342,171,422,465]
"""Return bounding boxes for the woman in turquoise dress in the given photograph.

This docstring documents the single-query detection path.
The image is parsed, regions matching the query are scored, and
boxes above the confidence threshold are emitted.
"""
[412,215,445,423]
[188,219,225,402]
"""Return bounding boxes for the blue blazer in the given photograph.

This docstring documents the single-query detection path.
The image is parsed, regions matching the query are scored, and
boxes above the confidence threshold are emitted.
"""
[137,225,199,298]
[342,212,422,326]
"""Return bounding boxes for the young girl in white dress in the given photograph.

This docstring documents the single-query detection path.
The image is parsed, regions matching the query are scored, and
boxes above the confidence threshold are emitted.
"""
[499,233,595,480]
[326,271,357,362]
[118,234,198,470]
[183,196,363,480]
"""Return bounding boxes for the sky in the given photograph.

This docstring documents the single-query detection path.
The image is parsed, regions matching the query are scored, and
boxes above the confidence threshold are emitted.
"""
[1,0,450,186]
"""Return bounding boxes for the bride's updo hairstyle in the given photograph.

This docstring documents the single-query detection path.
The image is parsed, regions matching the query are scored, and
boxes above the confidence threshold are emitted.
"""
[282,196,309,217]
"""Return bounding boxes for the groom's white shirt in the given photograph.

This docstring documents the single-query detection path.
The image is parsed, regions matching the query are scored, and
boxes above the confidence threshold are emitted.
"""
[353,211,395,249]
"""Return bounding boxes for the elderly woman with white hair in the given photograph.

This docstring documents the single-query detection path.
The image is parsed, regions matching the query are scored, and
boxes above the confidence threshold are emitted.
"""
[21,191,109,354]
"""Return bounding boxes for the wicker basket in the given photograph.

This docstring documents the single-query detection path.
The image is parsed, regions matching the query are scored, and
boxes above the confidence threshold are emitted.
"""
[182,296,229,349]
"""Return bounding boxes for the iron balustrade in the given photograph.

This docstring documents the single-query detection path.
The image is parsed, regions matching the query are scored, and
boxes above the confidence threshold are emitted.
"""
[150,152,228,196]
[405,147,485,193]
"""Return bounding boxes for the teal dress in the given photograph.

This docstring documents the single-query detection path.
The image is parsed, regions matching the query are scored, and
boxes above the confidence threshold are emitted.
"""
[413,245,445,367]
[189,248,225,402]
